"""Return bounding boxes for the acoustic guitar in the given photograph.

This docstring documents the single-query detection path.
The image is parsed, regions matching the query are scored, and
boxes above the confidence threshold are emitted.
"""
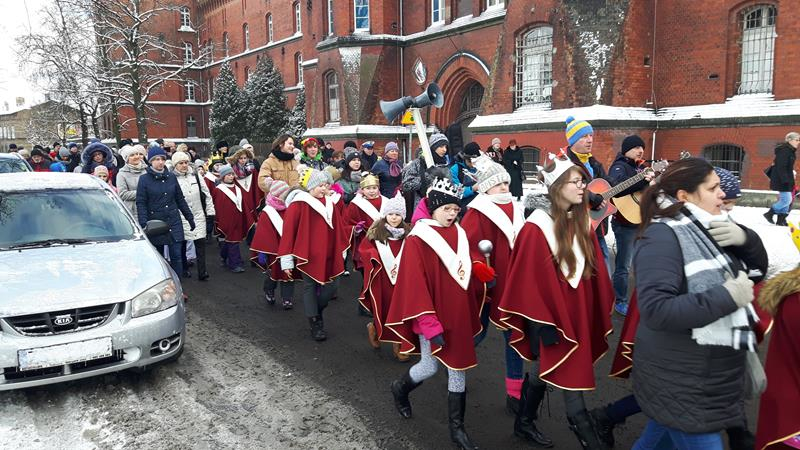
[588,160,669,230]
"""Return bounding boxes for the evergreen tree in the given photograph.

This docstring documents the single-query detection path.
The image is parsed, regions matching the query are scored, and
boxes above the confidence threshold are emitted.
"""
[210,62,247,145]
[244,56,289,144]
[285,87,307,139]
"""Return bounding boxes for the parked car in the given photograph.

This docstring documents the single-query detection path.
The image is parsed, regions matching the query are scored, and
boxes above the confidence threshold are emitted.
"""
[0,172,185,390]
[0,153,32,173]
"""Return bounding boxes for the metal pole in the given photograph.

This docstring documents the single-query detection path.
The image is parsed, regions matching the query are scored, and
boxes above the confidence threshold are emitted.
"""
[411,108,433,167]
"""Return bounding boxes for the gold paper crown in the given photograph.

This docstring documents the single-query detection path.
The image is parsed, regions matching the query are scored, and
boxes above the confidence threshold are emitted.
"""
[360,173,379,188]
[789,220,800,254]
[299,167,314,189]
[542,153,578,188]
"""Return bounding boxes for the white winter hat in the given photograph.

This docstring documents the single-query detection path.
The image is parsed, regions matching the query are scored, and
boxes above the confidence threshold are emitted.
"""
[473,155,510,194]
[121,144,147,162]
[171,151,190,165]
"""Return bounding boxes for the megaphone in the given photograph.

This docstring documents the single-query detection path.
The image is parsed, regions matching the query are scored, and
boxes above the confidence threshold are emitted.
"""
[380,82,444,122]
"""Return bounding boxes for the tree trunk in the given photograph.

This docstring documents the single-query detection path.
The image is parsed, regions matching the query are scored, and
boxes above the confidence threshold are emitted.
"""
[78,103,89,146]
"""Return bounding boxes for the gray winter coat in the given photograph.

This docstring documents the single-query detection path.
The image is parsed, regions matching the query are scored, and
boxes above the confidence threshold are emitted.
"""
[632,222,768,433]
[116,162,147,218]
[174,167,216,241]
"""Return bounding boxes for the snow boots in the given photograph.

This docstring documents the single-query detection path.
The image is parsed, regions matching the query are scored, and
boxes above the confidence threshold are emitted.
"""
[391,371,422,418]
[776,213,789,226]
[568,410,609,450]
[308,316,326,341]
[589,405,616,449]
[448,391,478,450]
[763,209,775,224]
[514,373,553,447]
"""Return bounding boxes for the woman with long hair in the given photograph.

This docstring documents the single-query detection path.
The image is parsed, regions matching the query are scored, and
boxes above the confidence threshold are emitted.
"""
[630,158,767,450]
[258,134,300,193]
[499,154,614,449]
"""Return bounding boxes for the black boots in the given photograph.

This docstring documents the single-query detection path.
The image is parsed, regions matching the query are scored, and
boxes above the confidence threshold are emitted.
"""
[776,213,788,226]
[448,391,478,450]
[588,405,616,448]
[568,410,608,450]
[391,371,422,418]
[308,316,326,341]
[514,374,553,447]
[763,209,774,224]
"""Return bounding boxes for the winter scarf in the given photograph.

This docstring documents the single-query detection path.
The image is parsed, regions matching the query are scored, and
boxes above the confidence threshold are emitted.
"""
[266,194,287,211]
[654,196,756,351]
[125,161,147,173]
[486,192,513,204]
[233,161,255,179]
[272,148,295,161]
[384,154,402,177]
[385,224,406,240]
[431,150,448,166]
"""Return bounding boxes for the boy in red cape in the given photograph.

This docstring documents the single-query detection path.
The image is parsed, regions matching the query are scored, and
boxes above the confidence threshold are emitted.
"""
[278,167,350,341]
[250,178,299,310]
[460,155,530,426]
[211,164,249,273]
[756,222,800,450]
[498,154,614,449]
[358,193,410,361]
[387,177,493,450]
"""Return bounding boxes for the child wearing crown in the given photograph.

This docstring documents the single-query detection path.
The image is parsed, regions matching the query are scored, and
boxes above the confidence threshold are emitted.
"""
[344,173,388,275]
[498,154,614,449]
[387,177,494,450]
[358,193,411,361]
[278,166,350,341]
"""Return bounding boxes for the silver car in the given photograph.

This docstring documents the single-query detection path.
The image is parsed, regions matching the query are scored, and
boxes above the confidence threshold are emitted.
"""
[0,172,185,390]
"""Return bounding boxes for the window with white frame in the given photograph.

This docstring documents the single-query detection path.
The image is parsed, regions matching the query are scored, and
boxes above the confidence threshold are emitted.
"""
[186,116,197,137]
[515,26,553,108]
[223,32,229,57]
[243,23,250,50]
[739,4,777,95]
[294,2,302,34]
[432,0,444,25]
[185,81,196,102]
[327,0,335,36]
[296,53,303,85]
[326,71,340,122]
[486,0,504,10]
[183,42,193,64]
[354,0,370,31]
[180,6,191,28]
[267,14,273,42]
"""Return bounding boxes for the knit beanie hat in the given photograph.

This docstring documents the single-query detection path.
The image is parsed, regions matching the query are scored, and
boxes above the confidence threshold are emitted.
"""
[218,164,234,179]
[491,138,502,146]
[215,140,229,150]
[239,138,250,147]
[621,135,646,154]
[58,147,71,158]
[565,116,593,146]
[49,162,66,172]
[429,133,449,150]
[68,142,78,149]
[714,167,741,200]
[147,145,167,162]
[427,177,463,212]
[122,144,146,162]
[171,151,190,165]
[176,143,188,153]
[299,167,329,191]
[93,165,109,176]
[385,141,399,153]
[381,193,406,217]
[31,147,45,157]
[344,146,359,160]
[473,155,511,194]
[265,178,291,201]
[463,141,481,158]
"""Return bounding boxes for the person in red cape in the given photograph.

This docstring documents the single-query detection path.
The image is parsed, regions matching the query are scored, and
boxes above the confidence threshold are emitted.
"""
[386,177,493,450]
[211,164,249,273]
[227,145,262,225]
[358,193,410,361]
[278,166,350,341]
[498,154,614,450]
[756,223,800,450]
[250,178,299,310]
[461,156,529,421]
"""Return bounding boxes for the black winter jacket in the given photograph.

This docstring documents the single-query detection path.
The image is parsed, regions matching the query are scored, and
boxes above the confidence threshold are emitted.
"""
[768,142,796,192]
[502,147,524,197]
[632,222,768,433]
[608,154,649,227]
[136,167,195,246]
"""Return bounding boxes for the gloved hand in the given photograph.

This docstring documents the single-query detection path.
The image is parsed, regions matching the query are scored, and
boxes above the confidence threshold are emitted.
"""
[722,271,754,308]
[257,253,267,266]
[472,261,496,283]
[430,334,445,347]
[189,221,196,231]
[709,221,747,247]
[354,221,367,234]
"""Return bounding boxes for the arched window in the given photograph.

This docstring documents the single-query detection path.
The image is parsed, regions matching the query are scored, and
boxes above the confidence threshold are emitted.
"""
[325,71,340,122]
[327,0,335,36]
[738,4,777,94]
[703,143,746,177]
[185,81,196,102]
[222,32,229,58]
[295,53,303,85]
[354,0,370,32]
[244,66,251,82]
[180,6,191,28]
[515,26,553,108]
[294,2,302,34]
[431,0,444,26]
[183,42,193,64]
[243,23,250,50]
[266,14,273,42]
[186,116,197,137]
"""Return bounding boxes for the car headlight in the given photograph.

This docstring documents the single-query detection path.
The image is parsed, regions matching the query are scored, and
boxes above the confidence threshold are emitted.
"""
[131,279,180,318]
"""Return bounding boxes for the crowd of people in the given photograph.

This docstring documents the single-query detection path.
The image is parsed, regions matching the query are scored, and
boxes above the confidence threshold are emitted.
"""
[6,120,799,450]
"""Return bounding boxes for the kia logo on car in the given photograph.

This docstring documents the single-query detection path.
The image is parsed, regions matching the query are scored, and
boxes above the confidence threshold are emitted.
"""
[53,315,73,326]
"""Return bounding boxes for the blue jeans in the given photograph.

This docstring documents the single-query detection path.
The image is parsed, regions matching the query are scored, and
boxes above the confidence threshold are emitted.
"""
[164,241,183,276]
[771,191,793,214]
[474,303,524,379]
[611,220,637,305]
[633,420,723,450]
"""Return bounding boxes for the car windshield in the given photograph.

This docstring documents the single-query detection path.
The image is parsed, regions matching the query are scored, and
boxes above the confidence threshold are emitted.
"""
[0,158,30,173]
[0,189,136,249]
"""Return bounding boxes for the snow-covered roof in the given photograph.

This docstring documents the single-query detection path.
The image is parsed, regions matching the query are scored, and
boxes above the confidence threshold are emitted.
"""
[0,172,106,192]
[304,124,436,138]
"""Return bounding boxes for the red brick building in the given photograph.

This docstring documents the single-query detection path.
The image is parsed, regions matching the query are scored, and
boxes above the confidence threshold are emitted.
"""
[134,0,798,188]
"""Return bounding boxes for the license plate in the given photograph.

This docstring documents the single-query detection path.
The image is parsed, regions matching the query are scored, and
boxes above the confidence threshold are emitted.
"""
[18,337,113,371]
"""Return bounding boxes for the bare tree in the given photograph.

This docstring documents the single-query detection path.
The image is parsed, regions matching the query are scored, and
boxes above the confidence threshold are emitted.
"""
[26,101,80,148]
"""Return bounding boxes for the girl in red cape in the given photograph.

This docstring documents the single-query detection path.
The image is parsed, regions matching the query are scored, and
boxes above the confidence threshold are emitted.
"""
[250,178,299,310]
[756,222,800,450]
[460,156,529,426]
[277,167,350,341]
[358,193,410,361]
[344,174,388,273]
[498,155,614,450]
[227,145,262,223]
[387,177,493,450]
[211,164,249,273]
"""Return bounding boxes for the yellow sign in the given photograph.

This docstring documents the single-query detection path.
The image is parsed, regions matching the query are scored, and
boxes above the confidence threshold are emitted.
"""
[400,110,414,125]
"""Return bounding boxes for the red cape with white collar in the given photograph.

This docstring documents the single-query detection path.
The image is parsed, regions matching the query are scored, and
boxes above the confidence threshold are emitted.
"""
[211,183,249,242]
[358,237,404,343]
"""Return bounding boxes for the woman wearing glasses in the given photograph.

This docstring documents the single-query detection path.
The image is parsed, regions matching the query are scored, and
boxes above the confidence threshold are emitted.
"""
[499,155,614,449]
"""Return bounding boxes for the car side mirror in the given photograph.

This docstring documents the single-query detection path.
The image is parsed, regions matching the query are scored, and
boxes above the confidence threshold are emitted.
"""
[144,220,170,237]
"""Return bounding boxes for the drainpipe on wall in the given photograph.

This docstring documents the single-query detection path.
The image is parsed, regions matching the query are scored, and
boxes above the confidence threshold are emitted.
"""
[650,0,658,161]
